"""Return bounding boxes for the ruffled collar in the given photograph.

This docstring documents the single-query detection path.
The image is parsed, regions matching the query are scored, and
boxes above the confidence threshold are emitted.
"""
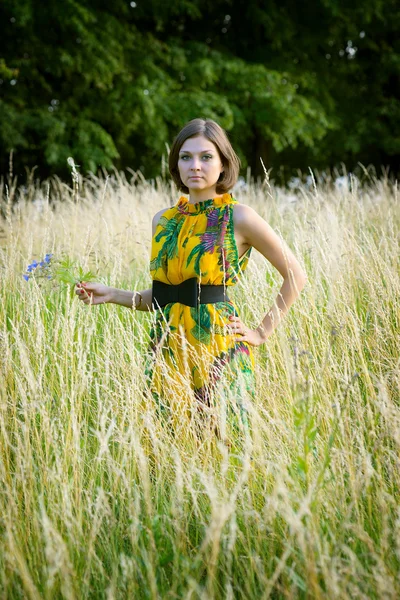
[176,192,236,214]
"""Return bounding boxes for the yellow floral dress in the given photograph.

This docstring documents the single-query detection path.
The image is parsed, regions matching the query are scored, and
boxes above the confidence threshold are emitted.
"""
[145,192,255,435]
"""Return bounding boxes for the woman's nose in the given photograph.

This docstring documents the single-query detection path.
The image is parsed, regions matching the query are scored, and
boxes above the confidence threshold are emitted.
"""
[191,158,201,170]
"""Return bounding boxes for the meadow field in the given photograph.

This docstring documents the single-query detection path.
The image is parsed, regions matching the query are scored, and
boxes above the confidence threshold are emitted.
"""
[0,170,399,599]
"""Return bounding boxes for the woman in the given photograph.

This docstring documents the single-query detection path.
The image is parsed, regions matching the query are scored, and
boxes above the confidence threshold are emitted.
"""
[76,118,307,439]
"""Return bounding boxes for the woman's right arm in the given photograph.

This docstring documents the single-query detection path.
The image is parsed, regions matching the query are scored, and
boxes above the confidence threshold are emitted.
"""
[109,287,153,311]
[75,282,154,311]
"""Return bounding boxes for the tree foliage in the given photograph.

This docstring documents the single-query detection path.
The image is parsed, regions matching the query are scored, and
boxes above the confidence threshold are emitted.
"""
[0,0,399,180]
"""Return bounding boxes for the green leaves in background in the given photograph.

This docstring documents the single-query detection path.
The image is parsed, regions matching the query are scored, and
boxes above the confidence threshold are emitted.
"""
[0,0,399,180]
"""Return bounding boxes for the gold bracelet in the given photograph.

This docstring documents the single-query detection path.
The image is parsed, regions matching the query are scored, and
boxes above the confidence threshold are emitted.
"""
[133,291,143,310]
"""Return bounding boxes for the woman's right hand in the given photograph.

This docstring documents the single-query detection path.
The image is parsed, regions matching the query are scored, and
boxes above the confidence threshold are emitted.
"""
[75,281,113,305]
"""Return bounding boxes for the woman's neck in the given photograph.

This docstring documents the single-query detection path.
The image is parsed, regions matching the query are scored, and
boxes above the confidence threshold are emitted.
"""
[188,188,223,203]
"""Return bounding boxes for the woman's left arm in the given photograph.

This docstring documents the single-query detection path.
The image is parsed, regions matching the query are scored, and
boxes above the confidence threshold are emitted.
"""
[227,204,308,347]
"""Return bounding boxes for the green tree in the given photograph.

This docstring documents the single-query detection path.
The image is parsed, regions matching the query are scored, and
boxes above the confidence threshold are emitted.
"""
[0,0,398,180]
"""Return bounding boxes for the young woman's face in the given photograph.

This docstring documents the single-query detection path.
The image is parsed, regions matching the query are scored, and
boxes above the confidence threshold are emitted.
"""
[177,135,224,195]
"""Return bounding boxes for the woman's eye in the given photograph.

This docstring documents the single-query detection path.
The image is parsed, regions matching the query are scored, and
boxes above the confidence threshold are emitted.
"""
[179,155,212,160]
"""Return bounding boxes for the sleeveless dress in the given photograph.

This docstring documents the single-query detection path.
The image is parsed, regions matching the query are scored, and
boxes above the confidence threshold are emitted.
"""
[144,192,255,438]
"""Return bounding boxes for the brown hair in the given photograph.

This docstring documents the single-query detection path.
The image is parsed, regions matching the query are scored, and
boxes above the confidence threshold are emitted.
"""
[168,118,241,194]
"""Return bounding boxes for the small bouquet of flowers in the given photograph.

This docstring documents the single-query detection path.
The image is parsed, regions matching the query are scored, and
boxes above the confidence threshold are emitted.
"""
[22,253,95,296]
[23,254,53,281]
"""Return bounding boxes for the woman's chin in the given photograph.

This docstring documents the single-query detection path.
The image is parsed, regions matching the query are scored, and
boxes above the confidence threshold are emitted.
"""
[187,183,207,191]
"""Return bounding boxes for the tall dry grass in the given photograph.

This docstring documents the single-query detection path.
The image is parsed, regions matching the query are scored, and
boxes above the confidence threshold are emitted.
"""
[0,170,399,599]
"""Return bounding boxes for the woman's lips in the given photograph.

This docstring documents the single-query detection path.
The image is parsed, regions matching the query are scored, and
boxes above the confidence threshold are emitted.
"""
[190,176,202,179]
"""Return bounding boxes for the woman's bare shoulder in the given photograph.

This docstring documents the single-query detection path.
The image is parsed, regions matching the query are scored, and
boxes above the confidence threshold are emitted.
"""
[152,207,170,236]
[231,202,260,227]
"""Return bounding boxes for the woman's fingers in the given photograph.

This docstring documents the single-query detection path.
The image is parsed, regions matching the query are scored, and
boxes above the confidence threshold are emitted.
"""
[75,283,93,303]
[76,287,90,298]
[226,316,245,335]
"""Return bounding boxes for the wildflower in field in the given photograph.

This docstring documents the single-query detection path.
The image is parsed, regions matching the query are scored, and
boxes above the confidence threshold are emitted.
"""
[22,253,95,300]
[23,253,53,282]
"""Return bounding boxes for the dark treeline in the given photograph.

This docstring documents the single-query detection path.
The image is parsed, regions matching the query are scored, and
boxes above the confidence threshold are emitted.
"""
[0,0,399,182]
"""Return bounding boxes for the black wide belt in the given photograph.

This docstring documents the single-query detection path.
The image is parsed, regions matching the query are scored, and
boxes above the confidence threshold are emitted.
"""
[152,277,230,309]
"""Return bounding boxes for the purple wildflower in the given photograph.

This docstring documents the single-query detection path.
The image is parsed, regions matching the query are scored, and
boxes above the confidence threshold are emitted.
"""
[23,252,53,282]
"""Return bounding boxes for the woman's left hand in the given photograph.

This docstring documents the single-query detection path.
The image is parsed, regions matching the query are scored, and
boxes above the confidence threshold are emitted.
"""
[226,316,267,347]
